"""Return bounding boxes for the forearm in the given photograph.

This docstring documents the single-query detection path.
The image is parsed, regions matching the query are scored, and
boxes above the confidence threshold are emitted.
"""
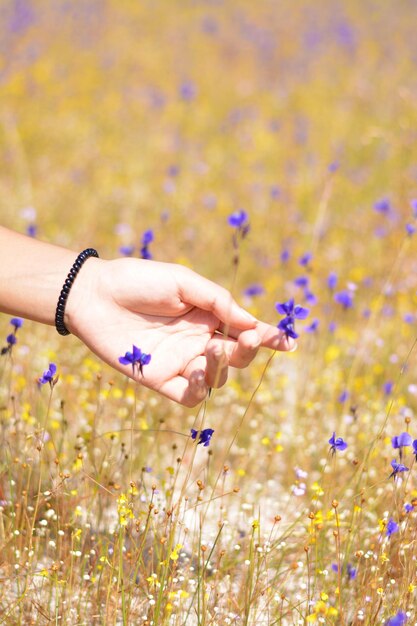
[0,226,99,327]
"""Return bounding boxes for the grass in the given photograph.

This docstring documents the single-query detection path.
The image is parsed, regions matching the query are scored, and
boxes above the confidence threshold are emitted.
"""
[1,0,417,623]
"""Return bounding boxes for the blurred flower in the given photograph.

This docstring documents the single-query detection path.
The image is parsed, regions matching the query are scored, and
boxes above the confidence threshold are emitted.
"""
[389,459,409,480]
[331,562,357,580]
[119,345,151,376]
[304,290,317,305]
[338,390,349,403]
[299,252,312,267]
[392,432,412,461]
[374,198,390,214]
[276,298,309,339]
[10,317,23,330]
[270,185,281,200]
[140,229,154,260]
[228,209,249,230]
[404,503,414,513]
[243,283,264,297]
[413,439,417,461]
[411,199,417,218]
[280,248,290,263]
[383,381,393,395]
[38,363,58,387]
[179,80,197,101]
[404,313,414,323]
[406,223,416,236]
[327,272,338,290]
[294,276,309,288]
[6,333,17,346]
[305,319,319,333]
[328,161,339,173]
[386,518,399,537]
[334,290,354,309]
[119,245,135,257]
[392,433,412,447]
[386,612,407,626]
[329,432,348,454]
[191,428,214,447]
[26,224,37,237]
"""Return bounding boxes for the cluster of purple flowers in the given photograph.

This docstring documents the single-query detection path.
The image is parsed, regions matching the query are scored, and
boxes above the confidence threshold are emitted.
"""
[1,317,23,356]
[119,229,154,259]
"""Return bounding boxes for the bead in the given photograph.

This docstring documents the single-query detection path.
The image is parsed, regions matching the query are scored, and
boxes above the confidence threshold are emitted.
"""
[55,248,99,336]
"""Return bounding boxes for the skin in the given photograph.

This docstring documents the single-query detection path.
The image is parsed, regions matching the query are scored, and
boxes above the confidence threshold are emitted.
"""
[0,226,296,406]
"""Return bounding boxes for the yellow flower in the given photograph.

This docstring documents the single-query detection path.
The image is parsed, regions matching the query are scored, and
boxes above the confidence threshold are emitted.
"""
[307,599,338,622]
[117,493,134,527]
[170,544,183,561]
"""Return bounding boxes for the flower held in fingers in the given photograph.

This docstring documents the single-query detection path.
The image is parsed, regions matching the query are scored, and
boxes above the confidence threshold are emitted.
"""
[276,298,309,339]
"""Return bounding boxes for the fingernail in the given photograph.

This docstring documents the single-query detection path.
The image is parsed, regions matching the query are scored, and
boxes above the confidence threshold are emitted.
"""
[289,342,298,353]
[195,372,206,388]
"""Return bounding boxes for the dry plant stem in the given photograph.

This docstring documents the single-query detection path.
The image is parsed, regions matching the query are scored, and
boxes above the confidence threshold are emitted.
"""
[334,507,343,624]
[203,350,277,523]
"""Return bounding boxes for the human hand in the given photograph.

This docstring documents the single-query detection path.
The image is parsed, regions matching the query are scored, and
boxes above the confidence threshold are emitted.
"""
[66,257,295,406]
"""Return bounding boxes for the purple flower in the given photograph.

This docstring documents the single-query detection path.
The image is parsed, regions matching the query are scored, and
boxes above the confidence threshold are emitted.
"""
[383,381,393,395]
[406,223,416,236]
[190,428,214,447]
[392,432,412,461]
[374,198,390,214]
[6,334,17,346]
[270,185,281,200]
[328,161,339,173]
[10,318,23,330]
[305,319,319,333]
[413,439,417,460]
[334,290,354,309]
[228,210,249,229]
[140,229,154,260]
[392,432,412,449]
[142,229,154,246]
[338,390,349,403]
[294,276,309,288]
[299,252,312,267]
[38,363,58,387]
[386,518,399,537]
[329,432,348,454]
[179,80,197,102]
[386,612,407,626]
[327,272,338,290]
[275,298,309,339]
[119,345,151,376]
[243,283,265,297]
[26,224,37,237]
[411,199,417,218]
[404,503,414,513]
[304,290,317,306]
[280,248,290,263]
[119,245,135,257]
[389,459,409,480]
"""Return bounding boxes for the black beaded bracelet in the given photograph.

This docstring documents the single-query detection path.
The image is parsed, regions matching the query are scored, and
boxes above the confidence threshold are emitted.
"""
[55,248,99,336]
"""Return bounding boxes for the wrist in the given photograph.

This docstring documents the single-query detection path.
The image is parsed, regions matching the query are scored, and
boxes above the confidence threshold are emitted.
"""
[63,256,105,336]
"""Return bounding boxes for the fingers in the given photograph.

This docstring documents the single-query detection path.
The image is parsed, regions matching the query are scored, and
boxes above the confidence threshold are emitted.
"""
[208,330,262,368]
[157,371,209,408]
[218,320,297,352]
[178,267,257,330]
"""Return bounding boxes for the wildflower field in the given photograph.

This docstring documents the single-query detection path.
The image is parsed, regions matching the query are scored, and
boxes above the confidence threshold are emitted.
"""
[2,1,417,624]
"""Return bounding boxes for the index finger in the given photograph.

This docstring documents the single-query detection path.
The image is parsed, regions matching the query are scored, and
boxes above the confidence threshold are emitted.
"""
[218,320,297,352]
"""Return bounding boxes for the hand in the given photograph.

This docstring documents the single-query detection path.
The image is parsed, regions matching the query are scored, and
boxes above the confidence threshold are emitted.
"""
[66,257,295,406]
